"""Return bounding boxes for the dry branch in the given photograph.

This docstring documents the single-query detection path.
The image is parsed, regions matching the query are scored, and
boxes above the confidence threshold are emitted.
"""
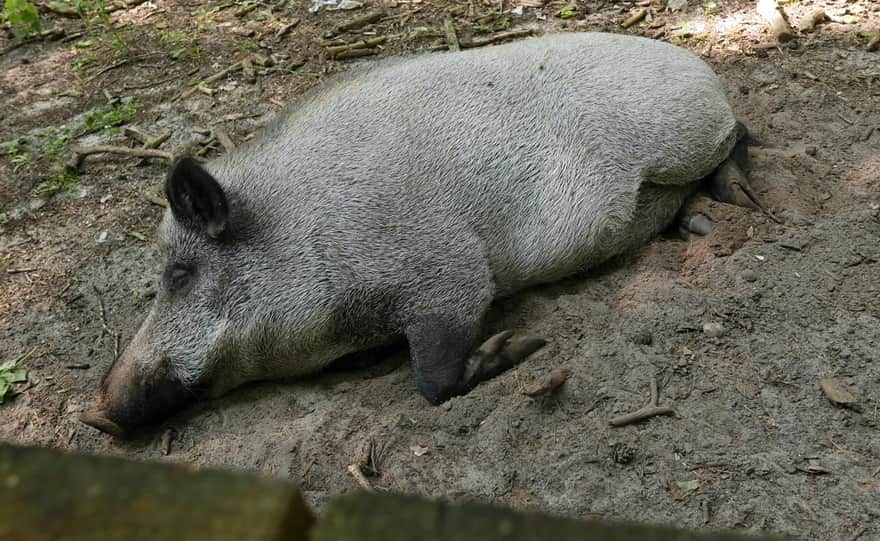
[330,11,384,35]
[275,19,300,41]
[622,9,647,29]
[463,29,533,48]
[444,19,460,52]
[327,36,388,58]
[175,60,245,101]
[609,406,676,427]
[68,146,175,171]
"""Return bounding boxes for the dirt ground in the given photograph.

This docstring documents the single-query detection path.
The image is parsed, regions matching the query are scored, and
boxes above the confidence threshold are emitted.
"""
[1,0,879,539]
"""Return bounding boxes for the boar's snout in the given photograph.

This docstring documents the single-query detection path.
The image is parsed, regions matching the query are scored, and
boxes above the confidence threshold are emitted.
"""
[79,351,194,438]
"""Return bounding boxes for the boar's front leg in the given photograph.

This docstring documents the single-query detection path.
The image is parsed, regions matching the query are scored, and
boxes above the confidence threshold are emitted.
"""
[405,315,545,405]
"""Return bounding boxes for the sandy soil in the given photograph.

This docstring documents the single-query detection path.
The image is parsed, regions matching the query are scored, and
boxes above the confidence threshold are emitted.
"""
[1,0,879,539]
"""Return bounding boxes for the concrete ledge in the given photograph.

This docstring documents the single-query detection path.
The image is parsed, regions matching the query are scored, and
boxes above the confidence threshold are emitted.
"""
[314,492,789,541]
[0,444,789,541]
[0,444,313,541]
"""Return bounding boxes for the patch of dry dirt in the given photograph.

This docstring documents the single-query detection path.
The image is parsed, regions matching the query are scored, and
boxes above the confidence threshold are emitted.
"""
[1,0,879,539]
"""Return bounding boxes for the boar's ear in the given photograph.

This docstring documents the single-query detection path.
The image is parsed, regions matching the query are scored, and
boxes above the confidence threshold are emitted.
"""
[165,157,229,239]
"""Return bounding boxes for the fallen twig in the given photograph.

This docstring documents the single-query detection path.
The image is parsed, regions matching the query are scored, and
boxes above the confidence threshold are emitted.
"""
[347,464,374,491]
[326,36,387,56]
[275,19,300,41]
[6,267,37,274]
[757,0,794,43]
[609,376,676,427]
[622,8,647,29]
[67,146,175,172]
[335,49,380,60]
[175,60,245,101]
[235,1,260,17]
[330,11,384,36]
[463,28,533,48]
[444,18,460,52]
[143,192,168,208]
[213,128,236,153]
[610,406,676,426]
[84,52,164,83]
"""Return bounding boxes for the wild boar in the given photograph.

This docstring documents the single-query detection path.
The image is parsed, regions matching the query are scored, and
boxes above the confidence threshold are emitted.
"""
[80,32,751,437]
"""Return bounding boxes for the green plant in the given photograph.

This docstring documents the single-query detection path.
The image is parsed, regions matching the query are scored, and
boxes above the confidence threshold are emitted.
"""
[704,1,717,14]
[35,170,80,196]
[0,347,35,404]
[2,0,41,38]
[0,213,8,225]
[500,17,511,30]
[557,5,578,19]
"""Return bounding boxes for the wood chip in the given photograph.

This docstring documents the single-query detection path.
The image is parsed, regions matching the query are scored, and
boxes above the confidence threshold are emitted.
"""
[521,368,570,397]
[622,8,647,29]
[443,19,460,52]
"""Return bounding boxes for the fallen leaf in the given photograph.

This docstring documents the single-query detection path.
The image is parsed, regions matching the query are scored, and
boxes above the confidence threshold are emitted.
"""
[819,378,860,410]
[668,479,701,500]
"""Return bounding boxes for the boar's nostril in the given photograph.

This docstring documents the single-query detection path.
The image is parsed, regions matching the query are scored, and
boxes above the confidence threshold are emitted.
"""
[79,411,126,438]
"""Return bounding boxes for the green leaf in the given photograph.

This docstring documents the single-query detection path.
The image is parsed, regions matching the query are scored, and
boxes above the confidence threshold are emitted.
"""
[7,369,28,384]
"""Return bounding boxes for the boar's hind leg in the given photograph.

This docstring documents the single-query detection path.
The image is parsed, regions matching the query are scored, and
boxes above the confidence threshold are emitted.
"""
[405,316,545,405]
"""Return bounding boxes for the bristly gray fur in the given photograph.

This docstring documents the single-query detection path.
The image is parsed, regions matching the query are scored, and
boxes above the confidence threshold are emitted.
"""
[130,32,738,396]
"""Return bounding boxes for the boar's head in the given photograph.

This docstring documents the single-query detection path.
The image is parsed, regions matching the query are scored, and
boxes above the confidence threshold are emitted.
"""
[80,157,335,437]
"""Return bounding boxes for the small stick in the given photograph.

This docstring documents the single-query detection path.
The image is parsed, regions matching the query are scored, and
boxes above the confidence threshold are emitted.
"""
[144,129,172,149]
[6,267,37,274]
[609,376,676,427]
[330,11,384,35]
[64,364,91,370]
[335,49,380,60]
[67,146,175,171]
[347,464,374,491]
[868,35,880,53]
[124,126,153,145]
[444,18,460,52]
[463,28,533,48]
[235,1,260,17]
[756,0,794,43]
[213,128,236,153]
[143,192,168,208]
[175,60,244,101]
[326,36,386,56]
[609,406,675,427]
[275,19,300,41]
[622,8,647,29]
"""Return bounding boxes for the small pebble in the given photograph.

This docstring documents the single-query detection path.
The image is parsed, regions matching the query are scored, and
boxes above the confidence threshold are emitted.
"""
[741,270,758,282]
[805,146,818,157]
[702,322,727,338]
